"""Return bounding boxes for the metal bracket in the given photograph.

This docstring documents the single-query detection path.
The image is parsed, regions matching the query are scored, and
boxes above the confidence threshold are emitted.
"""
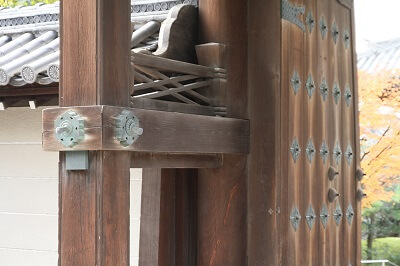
[54,111,85,147]
[333,82,341,105]
[320,204,329,229]
[281,0,306,32]
[346,204,354,225]
[332,21,339,44]
[290,138,301,163]
[343,30,350,49]
[319,16,328,40]
[290,206,301,232]
[306,10,315,33]
[320,78,328,102]
[345,144,353,165]
[306,138,315,163]
[66,151,89,171]
[306,74,315,99]
[305,204,316,230]
[333,203,343,226]
[291,70,301,95]
[320,140,329,164]
[344,85,352,107]
[115,110,143,147]
[333,142,342,165]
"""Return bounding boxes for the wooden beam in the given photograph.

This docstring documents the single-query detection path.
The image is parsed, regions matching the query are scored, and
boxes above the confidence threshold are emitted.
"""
[131,153,223,168]
[57,0,131,264]
[42,105,250,154]
[0,85,58,97]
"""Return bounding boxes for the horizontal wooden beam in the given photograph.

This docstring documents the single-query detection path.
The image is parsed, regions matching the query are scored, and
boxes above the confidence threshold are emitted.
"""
[0,85,59,97]
[131,153,223,168]
[42,105,249,154]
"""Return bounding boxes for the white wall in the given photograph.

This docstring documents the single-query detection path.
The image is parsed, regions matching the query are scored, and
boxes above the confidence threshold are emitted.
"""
[0,108,141,265]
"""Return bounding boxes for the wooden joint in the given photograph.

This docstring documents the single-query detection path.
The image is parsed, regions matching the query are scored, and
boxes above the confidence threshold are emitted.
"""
[42,105,249,154]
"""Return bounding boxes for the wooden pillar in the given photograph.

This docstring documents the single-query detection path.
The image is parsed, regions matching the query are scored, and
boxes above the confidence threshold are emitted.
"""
[58,0,131,264]
[197,1,248,265]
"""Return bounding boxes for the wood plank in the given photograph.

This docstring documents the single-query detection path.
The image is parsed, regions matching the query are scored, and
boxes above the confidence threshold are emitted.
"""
[0,85,58,97]
[131,153,222,168]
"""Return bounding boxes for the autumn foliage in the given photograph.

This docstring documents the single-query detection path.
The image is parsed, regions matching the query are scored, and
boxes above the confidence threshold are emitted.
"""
[359,70,400,207]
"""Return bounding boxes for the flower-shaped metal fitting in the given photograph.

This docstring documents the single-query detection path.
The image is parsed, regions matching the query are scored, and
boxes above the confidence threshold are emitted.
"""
[320,204,329,229]
[319,16,328,40]
[306,138,316,163]
[346,204,354,225]
[345,144,353,165]
[290,138,301,163]
[343,30,350,49]
[333,203,343,226]
[333,82,341,105]
[332,21,339,44]
[306,74,315,99]
[305,204,316,230]
[54,111,85,148]
[115,110,143,147]
[291,70,301,95]
[306,10,315,33]
[290,206,301,232]
[344,85,352,107]
[333,142,342,165]
[320,78,329,102]
[320,140,329,164]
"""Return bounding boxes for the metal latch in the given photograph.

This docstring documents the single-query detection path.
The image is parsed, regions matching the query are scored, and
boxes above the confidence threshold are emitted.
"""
[281,0,306,32]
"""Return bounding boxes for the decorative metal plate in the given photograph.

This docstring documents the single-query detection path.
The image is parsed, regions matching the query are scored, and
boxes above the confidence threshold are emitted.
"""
[290,138,301,163]
[305,204,316,230]
[333,82,341,105]
[333,142,342,165]
[344,85,352,107]
[320,78,328,102]
[306,138,316,163]
[320,204,329,229]
[306,74,315,99]
[343,30,350,49]
[290,206,301,232]
[346,204,354,225]
[333,203,343,226]
[306,10,315,33]
[345,144,353,165]
[291,70,301,95]
[332,21,339,44]
[319,16,328,40]
[281,0,306,32]
[320,140,329,164]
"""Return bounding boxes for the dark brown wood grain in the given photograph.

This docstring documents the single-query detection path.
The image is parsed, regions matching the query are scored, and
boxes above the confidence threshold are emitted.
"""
[131,153,223,169]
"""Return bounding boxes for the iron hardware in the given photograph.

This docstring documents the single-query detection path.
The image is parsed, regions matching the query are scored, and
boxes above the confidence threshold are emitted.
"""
[344,85,352,107]
[328,166,339,181]
[320,204,329,229]
[356,189,366,201]
[333,142,342,165]
[320,140,329,164]
[343,30,350,49]
[115,110,143,147]
[332,21,339,44]
[320,78,329,102]
[328,188,340,203]
[54,111,85,148]
[281,0,306,32]
[319,16,328,40]
[333,203,343,226]
[306,10,315,33]
[356,168,365,181]
[291,70,301,95]
[306,74,315,99]
[306,138,316,163]
[345,145,353,165]
[290,138,301,163]
[290,206,301,232]
[333,82,341,105]
[346,204,354,225]
[305,204,316,230]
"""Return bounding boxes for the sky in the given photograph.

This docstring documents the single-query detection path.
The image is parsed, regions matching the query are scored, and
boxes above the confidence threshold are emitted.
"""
[354,0,400,53]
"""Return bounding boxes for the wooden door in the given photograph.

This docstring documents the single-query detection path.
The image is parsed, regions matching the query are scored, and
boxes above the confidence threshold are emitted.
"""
[281,0,360,265]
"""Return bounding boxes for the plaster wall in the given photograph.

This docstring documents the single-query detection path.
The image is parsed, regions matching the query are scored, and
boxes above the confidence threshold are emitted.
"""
[0,108,142,265]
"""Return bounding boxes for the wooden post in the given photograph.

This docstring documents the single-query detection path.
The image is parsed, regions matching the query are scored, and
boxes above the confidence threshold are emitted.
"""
[58,0,131,264]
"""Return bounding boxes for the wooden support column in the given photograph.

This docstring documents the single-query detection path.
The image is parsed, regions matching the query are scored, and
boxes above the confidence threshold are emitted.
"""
[197,1,248,265]
[58,0,131,264]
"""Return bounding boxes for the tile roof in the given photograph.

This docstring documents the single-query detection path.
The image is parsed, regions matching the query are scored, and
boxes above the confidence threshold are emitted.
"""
[0,0,197,87]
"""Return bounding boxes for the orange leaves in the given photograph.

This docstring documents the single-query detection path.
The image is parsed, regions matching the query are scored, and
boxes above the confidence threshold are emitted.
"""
[359,70,400,207]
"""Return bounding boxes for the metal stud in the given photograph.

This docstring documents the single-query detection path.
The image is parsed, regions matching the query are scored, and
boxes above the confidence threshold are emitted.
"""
[290,138,301,163]
[345,144,353,165]
[320,140,329,164]
[344,85,352,107]
[333,203,343,226]
[291,70,301,95]
[290,206,301,232]
[306,138,316,163]
[320,204,329,229]
[333,82,341,105]
[328,188,340,202]
[343,30,350,49]
[346,204,354,225]
[319,16,328,40]
[333,142,342,165]
[306,74,315,99]
[305,204,316,230]
[320,78,329,102]
[332,21,339,44]
[306,10,315,33]
[356,168,365,181]
[357,189,367,201]
[328,166,339,181]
